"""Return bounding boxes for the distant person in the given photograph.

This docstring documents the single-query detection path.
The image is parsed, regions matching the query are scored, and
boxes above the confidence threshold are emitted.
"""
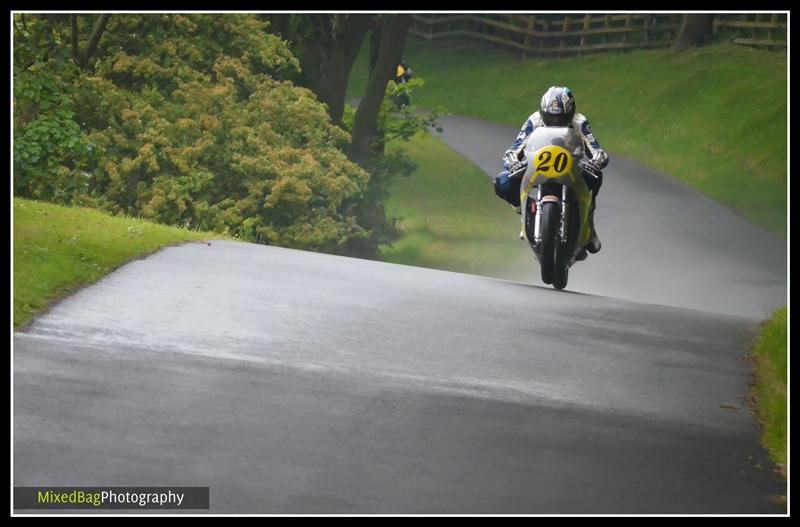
[492,86,608,254]
[394,59,413,108]
[396,60,413,83]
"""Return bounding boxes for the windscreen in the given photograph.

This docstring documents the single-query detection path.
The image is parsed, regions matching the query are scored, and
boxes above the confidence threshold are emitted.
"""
[523,126,584,160]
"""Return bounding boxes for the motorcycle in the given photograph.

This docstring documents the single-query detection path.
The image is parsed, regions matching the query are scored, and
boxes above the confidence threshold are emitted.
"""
[511,126,594,290]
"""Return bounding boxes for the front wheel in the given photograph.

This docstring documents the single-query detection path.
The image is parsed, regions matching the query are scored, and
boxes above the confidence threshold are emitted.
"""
[553,242,569,290]
[539,201,559,284]
[552,204,573,290]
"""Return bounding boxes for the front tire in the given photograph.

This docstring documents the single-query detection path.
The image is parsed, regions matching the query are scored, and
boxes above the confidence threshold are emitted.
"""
[553,243,569,290]
[539,201,559,285]
[552,204,574,290]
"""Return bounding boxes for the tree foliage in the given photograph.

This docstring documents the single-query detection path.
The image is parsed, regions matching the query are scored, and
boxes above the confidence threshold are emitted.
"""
[14,14,381,255]
[261,14,444,253]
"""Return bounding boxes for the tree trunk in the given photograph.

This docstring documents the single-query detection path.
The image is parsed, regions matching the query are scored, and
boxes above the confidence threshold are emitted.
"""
[316,49,352,126]
[368,19,383,74]
[349,14,411,166]
[672,14,713,51]
[315,15,372,125]
[70,14,111,70]
[80,14,111,69]
[280,14,371,126]
[71,15,80,67]
[299,38,325,93]
[265,13,291,40]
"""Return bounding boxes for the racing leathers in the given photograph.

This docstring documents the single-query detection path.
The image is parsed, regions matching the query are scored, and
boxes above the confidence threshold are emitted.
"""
[493,111,607,253]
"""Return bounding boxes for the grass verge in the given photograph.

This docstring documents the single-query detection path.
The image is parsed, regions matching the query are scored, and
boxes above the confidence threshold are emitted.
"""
[381,132,534,280]
[351,38,787,237]
[750,306,788,478]
[13,197,224,328]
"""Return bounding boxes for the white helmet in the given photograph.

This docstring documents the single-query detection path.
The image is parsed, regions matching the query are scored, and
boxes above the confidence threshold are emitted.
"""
[540,86,575,127]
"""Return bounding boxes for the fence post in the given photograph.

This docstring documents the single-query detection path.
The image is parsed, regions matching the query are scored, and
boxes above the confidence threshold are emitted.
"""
[738,13,747,39]
[539,18,548,56]
[767,13,776,48]
[579,13,591,57]
[523,15,535,59]
[560,15,571,57]
[756,13,763,41]
[667,14,679,43]
[622,14,632,45]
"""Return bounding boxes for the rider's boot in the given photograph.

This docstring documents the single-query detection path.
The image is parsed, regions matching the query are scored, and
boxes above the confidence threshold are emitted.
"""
[513,204,524,239]
[586,198,601,254]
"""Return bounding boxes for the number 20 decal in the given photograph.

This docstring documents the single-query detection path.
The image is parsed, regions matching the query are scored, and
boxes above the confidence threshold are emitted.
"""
[534,146,573,179]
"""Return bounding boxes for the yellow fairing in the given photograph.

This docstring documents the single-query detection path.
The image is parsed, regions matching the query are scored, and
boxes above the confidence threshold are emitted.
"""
[519,145,593,246]
[520,145,575,201]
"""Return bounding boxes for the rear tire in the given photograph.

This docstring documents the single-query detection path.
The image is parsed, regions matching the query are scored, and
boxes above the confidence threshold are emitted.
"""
[539,202,559,285]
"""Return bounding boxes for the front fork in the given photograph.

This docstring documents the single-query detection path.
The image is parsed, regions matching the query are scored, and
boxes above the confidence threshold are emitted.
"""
[559,185,568,243]
[532,187,542,246]
[531,186,569,245]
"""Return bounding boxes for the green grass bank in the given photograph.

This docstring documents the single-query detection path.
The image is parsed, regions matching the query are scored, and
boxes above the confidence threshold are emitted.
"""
[751,306,788,477]
[381,132,535,281]
[352,38,787,237]
[13,198,222,328]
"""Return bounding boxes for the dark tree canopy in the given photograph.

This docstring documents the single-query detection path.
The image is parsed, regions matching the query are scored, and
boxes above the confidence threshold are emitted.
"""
[265,14,373,126]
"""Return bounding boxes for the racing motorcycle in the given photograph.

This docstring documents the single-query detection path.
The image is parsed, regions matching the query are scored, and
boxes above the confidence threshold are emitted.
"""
[510,126,594,290]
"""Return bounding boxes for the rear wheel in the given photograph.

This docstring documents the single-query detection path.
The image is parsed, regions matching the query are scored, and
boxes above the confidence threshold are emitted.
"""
[539,201,559,285]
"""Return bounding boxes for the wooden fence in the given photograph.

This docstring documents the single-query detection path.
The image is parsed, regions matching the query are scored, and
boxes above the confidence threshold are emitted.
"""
[712,13,787,49]
[409,13,787,57]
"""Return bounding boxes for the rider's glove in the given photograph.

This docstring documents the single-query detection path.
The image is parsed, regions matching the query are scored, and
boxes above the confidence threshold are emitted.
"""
[580,157,602,179]
[508,160,526,177]
[502,150,518,170]
[580,157,603,195]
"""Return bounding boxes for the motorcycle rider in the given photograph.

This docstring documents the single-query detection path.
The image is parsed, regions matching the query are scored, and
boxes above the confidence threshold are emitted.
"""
[493,86,608,254]
[394,59,413,108]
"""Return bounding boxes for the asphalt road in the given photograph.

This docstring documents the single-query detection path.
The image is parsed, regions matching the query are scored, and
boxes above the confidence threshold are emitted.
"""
[14,240,786,513]
[433,115,787,320]
[13,116,787,514]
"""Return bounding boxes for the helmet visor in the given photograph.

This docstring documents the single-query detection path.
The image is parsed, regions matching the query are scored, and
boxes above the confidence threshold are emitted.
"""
[541,112,572,127]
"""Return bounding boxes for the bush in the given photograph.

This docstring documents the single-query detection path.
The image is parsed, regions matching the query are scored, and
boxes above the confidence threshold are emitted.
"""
[13,14,377,254]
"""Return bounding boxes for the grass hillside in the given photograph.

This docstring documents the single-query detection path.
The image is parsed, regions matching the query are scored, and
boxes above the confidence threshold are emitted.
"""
[13,198,222,328]
[351,38,787,236]
[750,306,788,478]
[381,133,534,281]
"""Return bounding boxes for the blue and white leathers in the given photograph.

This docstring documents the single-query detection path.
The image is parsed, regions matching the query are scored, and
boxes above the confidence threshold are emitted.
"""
[502,112,609,170]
